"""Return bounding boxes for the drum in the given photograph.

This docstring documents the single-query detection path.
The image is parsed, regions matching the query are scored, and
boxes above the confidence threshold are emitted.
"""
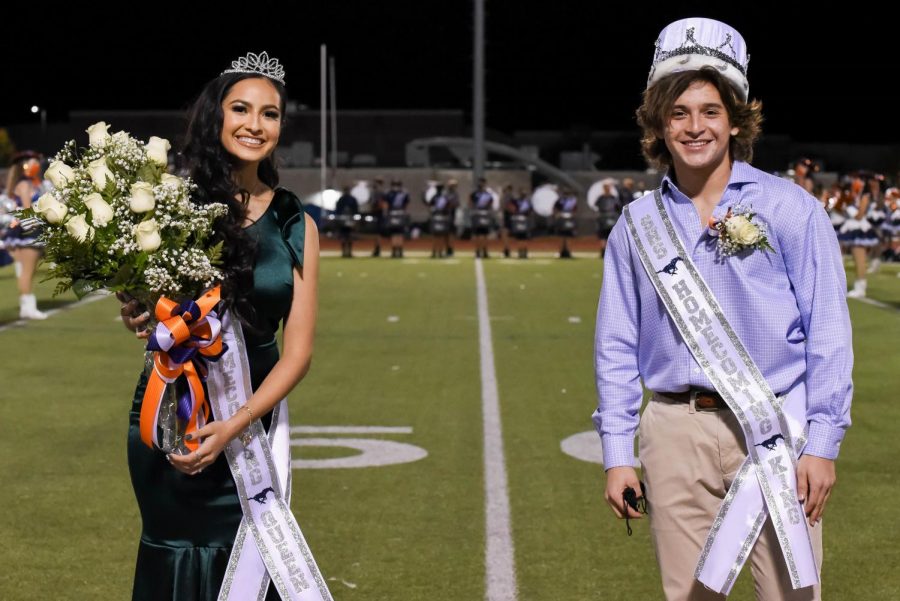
[387,210,410,232]
[431,213,451,235]
[337,213,357,230]
[556,211,576,235]
[471,209,494,232]
[596,213,617,239]
[326,213,356,232]
[510,214,530,236]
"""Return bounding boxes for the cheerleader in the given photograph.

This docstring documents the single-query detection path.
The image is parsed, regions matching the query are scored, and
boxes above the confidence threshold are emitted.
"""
[883,187,900,270]
[839,173,879,298]
[821,182,845,232]
[791,157,816,194]
[865,175,887,274]
[3,151,47,319]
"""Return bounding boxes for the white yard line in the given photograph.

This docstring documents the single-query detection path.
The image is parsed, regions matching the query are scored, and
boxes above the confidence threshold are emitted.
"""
[0,292,109,333]
[849,296,899,312]
[475,258,518,601]
[288,426,413,435]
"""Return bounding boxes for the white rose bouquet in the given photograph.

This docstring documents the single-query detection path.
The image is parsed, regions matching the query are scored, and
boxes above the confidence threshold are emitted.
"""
[707,206,774,256]
[20,123,233,454]
[20,122,228,309]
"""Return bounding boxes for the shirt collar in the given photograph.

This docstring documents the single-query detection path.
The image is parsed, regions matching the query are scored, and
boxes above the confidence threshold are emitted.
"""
[661,160,758,200]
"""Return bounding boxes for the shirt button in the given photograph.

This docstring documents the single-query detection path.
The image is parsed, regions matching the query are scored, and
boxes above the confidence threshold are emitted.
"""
[693,367,701,374]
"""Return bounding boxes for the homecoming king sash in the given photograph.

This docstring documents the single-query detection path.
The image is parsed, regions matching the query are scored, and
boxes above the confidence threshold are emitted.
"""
[206,311,333,601]
[623,191,818,594]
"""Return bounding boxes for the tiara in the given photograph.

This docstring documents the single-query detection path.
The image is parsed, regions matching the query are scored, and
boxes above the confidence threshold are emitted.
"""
[221,51,286,85]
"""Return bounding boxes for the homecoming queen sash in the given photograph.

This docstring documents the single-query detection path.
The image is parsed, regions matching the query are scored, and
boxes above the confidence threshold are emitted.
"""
[206,311,333,601]
[623,191,818,594]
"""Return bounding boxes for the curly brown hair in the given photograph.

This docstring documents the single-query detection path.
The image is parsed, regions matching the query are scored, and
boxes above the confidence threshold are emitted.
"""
[636,67,763,170]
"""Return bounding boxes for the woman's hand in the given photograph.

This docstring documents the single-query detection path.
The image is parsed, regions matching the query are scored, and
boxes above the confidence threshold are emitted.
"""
[115,291,150,339]
[167,420,237,476]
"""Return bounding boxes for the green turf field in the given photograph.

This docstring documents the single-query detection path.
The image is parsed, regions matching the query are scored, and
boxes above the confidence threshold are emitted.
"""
[1,257,898,600]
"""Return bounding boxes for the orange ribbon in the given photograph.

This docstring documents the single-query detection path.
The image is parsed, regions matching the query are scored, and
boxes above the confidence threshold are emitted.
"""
[139,286,223,452]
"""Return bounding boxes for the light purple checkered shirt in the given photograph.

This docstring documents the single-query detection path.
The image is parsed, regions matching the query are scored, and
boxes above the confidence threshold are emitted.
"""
[593,161,853,469]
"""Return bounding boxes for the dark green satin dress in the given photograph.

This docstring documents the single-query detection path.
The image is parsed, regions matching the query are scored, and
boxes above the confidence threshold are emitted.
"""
[127,188,307,601]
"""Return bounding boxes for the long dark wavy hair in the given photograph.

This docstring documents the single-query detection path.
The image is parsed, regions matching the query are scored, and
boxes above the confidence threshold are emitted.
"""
[179,72,287,325]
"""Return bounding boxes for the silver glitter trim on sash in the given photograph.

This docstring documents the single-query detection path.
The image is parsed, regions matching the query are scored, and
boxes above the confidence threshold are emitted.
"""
[650,191,805,587]
[215,315,334,600]
[208,319,289,597]
[725,509,767,591]
[256,571,270,601]
[219,405,282,598]
[285,505,332,595]
[694,458,754,575]
[219,521,245,597]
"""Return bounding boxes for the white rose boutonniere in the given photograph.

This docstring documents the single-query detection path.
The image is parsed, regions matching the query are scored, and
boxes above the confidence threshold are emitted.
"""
[707,206,774,256]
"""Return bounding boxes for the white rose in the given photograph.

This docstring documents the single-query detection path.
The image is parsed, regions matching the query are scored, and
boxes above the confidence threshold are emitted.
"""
[129,182,156,213]
[146,137,171,166]
[45,161,76,189]
[135,219,162,252]
[34,193,68,224]
[726,215,761,245]
[86,121,111,147]
[88,158,115,191]
[112,130,130,144]
[65,213,94,242]
[83,193,114,227]
[160,173,182,187]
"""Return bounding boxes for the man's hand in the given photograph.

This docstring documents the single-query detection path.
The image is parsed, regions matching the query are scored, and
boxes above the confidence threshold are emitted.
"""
[796,455,836,526]
[604,466,644,519]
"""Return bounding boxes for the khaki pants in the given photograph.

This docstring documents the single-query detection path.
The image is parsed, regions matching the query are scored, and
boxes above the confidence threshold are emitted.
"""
[639,396,823,601]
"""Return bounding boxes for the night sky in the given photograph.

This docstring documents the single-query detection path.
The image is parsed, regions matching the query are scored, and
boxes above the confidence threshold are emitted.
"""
[5,1,898,144]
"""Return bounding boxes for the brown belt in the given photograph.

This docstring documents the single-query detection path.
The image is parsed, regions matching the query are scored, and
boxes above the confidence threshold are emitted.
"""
[657,389,728,410]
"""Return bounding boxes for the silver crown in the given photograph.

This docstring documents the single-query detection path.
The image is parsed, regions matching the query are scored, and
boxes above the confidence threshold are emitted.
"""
[221,51,286,85]
[647,18,750,100]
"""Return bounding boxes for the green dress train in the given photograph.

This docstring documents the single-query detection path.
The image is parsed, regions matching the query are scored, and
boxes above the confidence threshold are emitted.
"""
[127,188,307,600]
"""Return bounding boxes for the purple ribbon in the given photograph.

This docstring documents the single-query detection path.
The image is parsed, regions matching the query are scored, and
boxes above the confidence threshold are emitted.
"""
[145,300,227,421]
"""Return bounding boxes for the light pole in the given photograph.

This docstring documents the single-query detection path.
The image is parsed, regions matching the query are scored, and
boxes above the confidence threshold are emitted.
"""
[31,105,46,134]
[473,0,485,184]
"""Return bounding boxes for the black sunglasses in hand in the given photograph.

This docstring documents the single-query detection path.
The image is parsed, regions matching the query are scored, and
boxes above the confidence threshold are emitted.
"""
[623,481,648,536]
